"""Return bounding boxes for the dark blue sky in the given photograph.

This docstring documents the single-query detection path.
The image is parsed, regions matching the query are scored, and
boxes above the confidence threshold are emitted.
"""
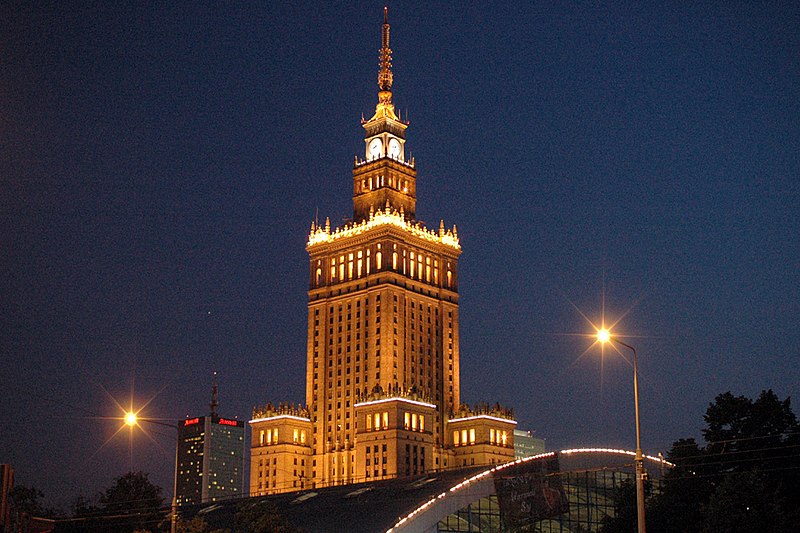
[2,1,798,508]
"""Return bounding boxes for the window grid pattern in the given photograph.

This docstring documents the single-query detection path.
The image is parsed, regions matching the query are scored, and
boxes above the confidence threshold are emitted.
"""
[437,470,658,532]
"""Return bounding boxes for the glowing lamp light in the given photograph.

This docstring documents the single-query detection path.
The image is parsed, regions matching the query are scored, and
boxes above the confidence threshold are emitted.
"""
[124,411,138,426]
[596,328,611,344]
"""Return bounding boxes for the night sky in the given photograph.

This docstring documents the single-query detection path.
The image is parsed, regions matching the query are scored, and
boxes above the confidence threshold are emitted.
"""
[2,2,798,509]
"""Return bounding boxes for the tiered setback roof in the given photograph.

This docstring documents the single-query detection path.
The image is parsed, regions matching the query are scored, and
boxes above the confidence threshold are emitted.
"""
[308,208,459,250]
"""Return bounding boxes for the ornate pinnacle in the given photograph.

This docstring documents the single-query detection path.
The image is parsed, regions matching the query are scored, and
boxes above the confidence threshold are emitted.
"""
[378,6,393,94]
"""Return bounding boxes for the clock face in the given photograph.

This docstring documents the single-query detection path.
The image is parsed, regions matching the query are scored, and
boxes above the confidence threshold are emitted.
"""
[369,138,382,158]
[388,138,401,158]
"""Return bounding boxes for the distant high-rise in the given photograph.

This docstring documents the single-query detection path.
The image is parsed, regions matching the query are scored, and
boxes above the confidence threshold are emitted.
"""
[514,429,546,459]
[250,8,516,495]
[176,378,244,505]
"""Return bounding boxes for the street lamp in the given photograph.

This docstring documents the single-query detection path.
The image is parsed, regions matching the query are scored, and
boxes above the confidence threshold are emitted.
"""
[125,412,180,533]
[596,328,647,533]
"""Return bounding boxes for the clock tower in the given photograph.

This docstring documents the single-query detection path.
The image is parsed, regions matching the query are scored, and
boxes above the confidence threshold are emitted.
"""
[249,8,515,496]
[353,7,417,222]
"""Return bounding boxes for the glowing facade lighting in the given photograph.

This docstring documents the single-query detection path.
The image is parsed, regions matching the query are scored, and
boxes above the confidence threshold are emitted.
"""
[353,397,437,409]
[249,414,311,424]
[307,208,460,250]
[447,414,517,425]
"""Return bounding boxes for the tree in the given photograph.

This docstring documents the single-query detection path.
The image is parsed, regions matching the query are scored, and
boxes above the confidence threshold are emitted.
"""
[604,390,800,533]
[644,438,714,533]
[72,494,101,517]
[700,471,781,533]
[599,479,637,533]
[100,471,164,515]
[96,471,164,533]
[9,485,48,517]
[234,500,303,533]
[58,471,165,533]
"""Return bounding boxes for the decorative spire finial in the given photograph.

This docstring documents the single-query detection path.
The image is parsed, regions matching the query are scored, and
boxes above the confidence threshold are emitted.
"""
[378,7,393,95]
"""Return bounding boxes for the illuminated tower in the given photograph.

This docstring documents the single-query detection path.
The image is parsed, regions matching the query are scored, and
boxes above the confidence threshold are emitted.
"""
[249,8,515,495]
[305,7,462,486]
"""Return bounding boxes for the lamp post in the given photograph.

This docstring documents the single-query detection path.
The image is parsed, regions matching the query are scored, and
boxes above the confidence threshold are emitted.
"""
[125,413,180,533]
[597,328,647,533]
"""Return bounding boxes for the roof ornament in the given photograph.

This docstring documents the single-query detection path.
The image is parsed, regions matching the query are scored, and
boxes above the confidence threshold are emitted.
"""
[366,7,399,122]
[209,371,219,417]
[378,6,393,93]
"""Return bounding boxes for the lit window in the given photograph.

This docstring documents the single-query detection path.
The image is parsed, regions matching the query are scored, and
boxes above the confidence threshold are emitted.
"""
[259,430,265,446]
[374,413,380,430]
[469,428,476,444]
[382,412,388,429]
[404,412,410,430]
[420,416,424,432]
[501,431,507,446]
[453,431,459,446]
[490,428,495,444]
[293,429,299,443]
[461,429,467,446]
[273,428,278,444]
[411,413,418,431]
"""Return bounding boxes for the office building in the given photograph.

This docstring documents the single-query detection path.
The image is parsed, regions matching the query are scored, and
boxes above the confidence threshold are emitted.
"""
[177,382,244,505]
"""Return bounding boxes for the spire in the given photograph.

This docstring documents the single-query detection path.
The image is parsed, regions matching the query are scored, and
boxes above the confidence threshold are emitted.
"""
[364,7,400,123]
[378,6,393,93]
[209,371,219,417]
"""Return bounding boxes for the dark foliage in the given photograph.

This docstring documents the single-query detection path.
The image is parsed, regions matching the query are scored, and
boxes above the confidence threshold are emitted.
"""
[601,389,800,533]
[233,500,304,533]
[58,471,165,533]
